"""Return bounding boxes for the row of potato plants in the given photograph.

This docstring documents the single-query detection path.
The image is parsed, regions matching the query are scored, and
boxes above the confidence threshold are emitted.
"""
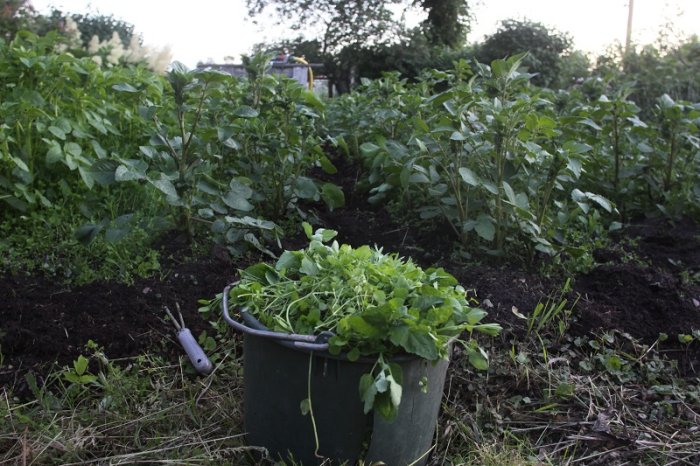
[0,32,161,213]
[326,54,700,267]
[0,33,343,258]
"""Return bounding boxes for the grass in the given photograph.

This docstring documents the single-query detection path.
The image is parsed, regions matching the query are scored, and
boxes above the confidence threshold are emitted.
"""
[2,310,700,465]
[0,187,168,286]
[0,343,258,465]
[434,329,700,465]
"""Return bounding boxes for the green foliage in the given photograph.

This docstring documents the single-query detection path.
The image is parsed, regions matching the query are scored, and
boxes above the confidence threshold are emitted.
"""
[332,55,615,265]
[0,0,39,40]
[351,28,475,82]
[0,33,343,278]
[0,203,162,285]
[112,57,342,253]
[230,56,340,219]
[555,50,591,88]
[513,278,579,340]
[567,79,700,219]
[63,354,98,385]
[134,62,235,243]
[225,224,500,418]
[476,19,573,87]
[0,31,162,213]
[359,354,403,420]
[246,0,401,54]
[0,32,174,281]
[417,0,471,48]
[329,51,700,266]
[596,35,700,117]
[251,0,475,93]
[59,9,135,48]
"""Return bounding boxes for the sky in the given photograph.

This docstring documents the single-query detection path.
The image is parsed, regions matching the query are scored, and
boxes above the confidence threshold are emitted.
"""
[29,0,700,68]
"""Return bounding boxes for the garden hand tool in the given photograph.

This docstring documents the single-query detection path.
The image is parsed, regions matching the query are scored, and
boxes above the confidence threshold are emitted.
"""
[165,303,213,375]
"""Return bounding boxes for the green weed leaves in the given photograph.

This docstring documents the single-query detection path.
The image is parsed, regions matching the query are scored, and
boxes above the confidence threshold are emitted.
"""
[359,355,403,420]
[227,224,500,418]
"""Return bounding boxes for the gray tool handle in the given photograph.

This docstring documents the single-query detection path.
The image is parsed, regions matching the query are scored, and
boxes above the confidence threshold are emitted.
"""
[177,328,213,374]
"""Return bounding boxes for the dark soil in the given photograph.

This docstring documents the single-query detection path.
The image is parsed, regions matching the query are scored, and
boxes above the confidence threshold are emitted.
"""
[0,235,248,397]
[3,169,700,397]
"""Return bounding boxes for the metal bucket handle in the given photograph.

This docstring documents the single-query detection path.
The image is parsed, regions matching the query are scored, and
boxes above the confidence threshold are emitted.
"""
[222,282,331,351]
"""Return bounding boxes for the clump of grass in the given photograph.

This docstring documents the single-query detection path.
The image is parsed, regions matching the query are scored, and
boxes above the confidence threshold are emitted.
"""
[433,328,700,465]
[0,210,163,286]
[0,342,265,464]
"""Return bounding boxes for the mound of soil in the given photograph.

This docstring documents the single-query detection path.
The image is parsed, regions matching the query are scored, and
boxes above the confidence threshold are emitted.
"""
[574,263,699,340]
[571,217,700,340]
[0,237,243,397]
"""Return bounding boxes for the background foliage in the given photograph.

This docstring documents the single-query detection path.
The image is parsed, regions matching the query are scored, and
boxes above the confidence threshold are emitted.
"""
[475,19,573,88]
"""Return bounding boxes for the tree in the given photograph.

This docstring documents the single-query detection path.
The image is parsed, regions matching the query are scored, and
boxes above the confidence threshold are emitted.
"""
[476,19,572,87]
[246,0,473,93]
[556,50,591,88]
[247,0,404,93]
[0,0,43,40]
[417,0,470,48]
[596,35,700,116]
[246,0,402,54]
[42,9,136,49]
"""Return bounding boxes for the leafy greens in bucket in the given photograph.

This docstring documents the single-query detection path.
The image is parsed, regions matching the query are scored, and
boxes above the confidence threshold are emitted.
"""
[226,223,500,419]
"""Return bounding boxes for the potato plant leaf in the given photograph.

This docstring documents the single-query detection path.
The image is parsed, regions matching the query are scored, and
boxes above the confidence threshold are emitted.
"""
[321,183,345,211]
[223,191,254,212]
[150,178,178,199]
[458,167,479,186]
[294,177,319,200]
[112,82,139,93]
[474,215,495,241]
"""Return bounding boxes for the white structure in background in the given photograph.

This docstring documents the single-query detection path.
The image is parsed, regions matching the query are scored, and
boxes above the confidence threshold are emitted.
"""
[198,62,328,95]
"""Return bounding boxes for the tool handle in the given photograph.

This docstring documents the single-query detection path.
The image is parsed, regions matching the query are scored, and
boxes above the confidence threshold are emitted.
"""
[177,328,213,375]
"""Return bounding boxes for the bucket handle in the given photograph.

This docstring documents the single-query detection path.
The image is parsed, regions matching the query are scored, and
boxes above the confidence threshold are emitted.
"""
[222,282,331,351]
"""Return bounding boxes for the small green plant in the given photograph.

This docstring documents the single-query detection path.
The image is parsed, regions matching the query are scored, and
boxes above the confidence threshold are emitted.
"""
[224,223,501,420]
[63,355,97,385]
[518,278,579,340]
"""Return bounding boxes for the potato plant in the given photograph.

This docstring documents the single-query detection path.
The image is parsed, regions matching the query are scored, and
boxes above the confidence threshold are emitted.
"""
[557,78,699,220]
[335,55,613,265]
[118,60,344,252]
[0,31,162,214]
[329,54,699,267]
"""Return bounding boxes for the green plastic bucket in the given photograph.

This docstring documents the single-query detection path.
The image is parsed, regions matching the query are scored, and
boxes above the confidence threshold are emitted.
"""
[223,284,449,465]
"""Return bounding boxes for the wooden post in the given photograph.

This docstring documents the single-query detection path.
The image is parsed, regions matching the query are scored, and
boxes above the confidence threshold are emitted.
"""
[625,0,634,56]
